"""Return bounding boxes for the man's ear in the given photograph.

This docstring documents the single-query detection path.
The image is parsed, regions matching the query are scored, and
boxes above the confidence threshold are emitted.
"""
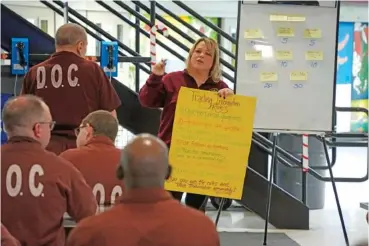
[33,123,42,138]
[116,165,124,180]
[165,165,172,180]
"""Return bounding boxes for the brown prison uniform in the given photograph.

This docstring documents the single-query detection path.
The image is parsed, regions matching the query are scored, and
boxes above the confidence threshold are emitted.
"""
[66,188,220,246]
[1,224,20,246]
[1,136,97,246]
[60,136,124,205]
[21,51,121,155]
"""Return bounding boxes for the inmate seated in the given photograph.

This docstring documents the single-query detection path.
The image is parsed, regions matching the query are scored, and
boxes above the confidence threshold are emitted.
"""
[66,134,219,246]
[60,110,123,205]
[1,95,97,246]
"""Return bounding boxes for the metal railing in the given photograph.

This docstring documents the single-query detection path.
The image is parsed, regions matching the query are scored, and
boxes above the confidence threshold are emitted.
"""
[106,0,235,82]
[38,0,236,82]
[8,0,367,208]
[40,1,152,74]
[253,107,368,184]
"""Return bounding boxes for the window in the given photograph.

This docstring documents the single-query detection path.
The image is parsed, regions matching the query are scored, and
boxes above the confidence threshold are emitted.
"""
[117,24,123,68]
[40,20,48,33]
[117,24,123,42]
[95,23,102,56]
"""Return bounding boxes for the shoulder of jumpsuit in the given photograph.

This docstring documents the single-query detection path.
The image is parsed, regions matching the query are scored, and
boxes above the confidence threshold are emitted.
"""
[25,59,49,76]
[66,216,100,243]
[58,143,111,161]
[58,52,102,71]
[46,149,80,171]
[59,147,92,161]
[59,148,79,159]
[72,204,118,231]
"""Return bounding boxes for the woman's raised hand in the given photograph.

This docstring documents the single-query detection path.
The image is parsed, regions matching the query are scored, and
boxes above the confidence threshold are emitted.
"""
[152,59,166,76]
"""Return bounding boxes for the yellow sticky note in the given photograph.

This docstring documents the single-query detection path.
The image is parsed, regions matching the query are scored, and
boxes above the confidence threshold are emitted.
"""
[290,71,308,81]
[270,14,305,22]
[277,27,294,37]
[244,29,263,39]
[305,51,324,60]
[270,14,288,22]
[304,29,322,38]
[287,15,306,22]
[245,51,262,61]
[260,72,278,82]
[276,50,293,60]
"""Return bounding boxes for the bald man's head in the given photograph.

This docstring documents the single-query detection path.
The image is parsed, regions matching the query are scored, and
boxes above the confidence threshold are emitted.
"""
[55,23,87,57]
[2,95,53,147]
[118,134,170,189]
[55,23,87,46]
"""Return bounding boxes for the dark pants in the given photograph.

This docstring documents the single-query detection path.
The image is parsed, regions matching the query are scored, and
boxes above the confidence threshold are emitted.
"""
[46,135,76,155]
[169,191,207,211]
[166,145,207,211]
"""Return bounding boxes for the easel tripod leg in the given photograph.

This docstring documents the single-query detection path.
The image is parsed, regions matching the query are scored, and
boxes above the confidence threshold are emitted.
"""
[263,133,278,245]
[322,138,349,246]
[215,198,225,227]
[200,195,208,212]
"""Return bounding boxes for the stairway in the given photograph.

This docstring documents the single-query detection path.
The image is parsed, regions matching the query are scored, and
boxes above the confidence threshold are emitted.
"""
[1,2,309,229]
[1,4,161,136]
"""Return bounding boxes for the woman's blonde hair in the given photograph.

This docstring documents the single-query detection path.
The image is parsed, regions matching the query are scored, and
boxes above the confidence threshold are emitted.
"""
[185,37,221,82]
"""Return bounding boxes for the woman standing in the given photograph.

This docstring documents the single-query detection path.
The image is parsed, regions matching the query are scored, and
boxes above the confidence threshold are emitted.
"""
[139,37,234,210]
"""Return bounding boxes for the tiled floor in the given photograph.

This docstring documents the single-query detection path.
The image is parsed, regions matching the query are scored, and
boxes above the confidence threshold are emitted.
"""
[208,207,367,245]
[205,147,368,245]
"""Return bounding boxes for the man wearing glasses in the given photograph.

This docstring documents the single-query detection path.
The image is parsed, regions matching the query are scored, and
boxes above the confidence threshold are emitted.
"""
[1,95,97,246]
[60,110,123,206]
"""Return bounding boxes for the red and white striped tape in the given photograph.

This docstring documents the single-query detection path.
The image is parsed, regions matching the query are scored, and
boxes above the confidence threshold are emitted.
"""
[302,134,309,172]
[150,24,169,68]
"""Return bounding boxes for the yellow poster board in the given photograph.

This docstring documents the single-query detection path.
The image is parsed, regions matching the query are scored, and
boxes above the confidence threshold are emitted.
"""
[165,87,257,199]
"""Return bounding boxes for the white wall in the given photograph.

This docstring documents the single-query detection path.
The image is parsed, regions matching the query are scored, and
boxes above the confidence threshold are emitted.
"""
[4,1,369,20]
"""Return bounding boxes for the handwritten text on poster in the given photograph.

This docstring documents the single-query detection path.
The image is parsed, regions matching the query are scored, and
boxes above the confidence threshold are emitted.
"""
[165,88,257,199]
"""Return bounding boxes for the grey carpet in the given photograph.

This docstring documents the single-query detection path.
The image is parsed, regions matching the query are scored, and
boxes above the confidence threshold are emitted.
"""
[219,232,300,246]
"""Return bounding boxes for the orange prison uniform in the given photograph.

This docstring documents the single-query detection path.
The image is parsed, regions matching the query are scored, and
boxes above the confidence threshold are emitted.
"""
[1,136,97,246]
[60,136,123,205]
[66,188,220,246]
[21,51,121,155]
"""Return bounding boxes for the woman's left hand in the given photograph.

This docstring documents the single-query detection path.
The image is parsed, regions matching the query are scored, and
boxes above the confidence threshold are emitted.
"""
[218,88,234,98]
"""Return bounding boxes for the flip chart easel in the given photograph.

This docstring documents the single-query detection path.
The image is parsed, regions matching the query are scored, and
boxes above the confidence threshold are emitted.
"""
[235,1,348,245]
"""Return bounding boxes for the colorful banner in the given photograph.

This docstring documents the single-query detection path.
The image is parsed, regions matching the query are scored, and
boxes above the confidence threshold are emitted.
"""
[336,22,354,85]
[351,23,368,133]
[165,88,256,199]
